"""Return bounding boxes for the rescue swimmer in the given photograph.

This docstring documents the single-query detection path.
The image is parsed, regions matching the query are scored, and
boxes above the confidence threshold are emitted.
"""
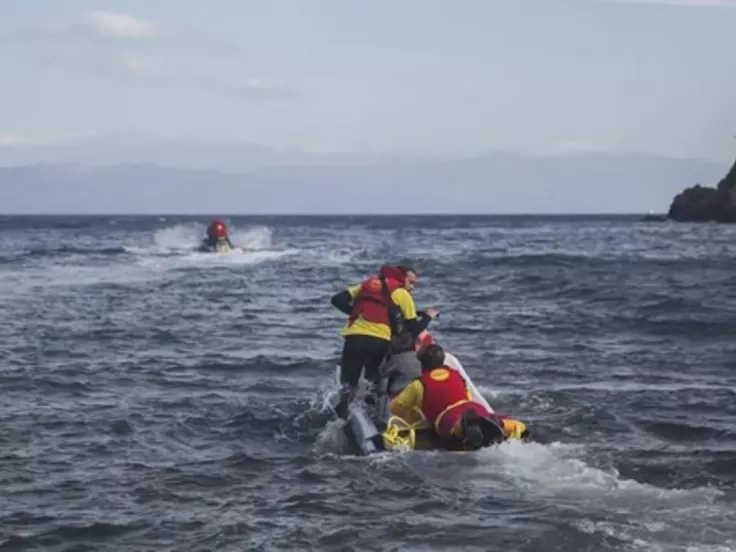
[199,219,235,252]
[330,265,439,418]
[388,342,529,451]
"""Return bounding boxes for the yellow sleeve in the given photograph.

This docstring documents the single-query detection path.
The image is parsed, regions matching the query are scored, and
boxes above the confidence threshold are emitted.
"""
[347,285,360,298]
[390,288,417,320]
[389,380,424,418]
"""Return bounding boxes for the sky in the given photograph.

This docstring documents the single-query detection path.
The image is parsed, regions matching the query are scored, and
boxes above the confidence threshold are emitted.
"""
[1,0,735,163]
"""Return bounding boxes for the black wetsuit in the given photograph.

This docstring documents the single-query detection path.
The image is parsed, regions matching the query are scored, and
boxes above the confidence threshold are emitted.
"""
[338,334,391,388]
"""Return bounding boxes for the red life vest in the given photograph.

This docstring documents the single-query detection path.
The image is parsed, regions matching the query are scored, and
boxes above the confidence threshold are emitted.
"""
[348,274,402,327]
[419,367,470,429]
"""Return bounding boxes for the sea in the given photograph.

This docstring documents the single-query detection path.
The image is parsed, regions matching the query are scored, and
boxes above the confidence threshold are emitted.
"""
[1,214,735,552]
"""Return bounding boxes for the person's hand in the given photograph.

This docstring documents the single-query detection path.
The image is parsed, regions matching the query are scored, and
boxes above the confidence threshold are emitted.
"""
[425,307,440,319]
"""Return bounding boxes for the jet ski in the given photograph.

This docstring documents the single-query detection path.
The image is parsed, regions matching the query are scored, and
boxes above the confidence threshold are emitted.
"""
[198,219,237,253]
[333,337,530,456]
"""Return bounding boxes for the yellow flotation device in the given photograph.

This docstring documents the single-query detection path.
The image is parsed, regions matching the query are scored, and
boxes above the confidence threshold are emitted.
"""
[501,417,528,440]
[381,415,419,451]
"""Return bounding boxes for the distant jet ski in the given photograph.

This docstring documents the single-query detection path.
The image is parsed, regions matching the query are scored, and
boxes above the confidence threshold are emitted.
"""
[333,333,531,456]
[198,219,236,253]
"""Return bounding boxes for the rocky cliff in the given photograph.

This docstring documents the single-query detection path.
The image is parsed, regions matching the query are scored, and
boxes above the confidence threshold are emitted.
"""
[667,151,736,222]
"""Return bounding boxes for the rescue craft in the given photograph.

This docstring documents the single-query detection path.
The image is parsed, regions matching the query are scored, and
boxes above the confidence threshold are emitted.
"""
[334,346,530,456]
[198,219,238,254]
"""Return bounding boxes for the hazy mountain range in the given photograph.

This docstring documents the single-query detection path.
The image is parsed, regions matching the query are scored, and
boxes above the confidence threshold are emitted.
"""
[0,133,728,214]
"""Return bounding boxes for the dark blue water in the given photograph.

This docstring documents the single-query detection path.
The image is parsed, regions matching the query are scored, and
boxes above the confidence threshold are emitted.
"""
[1,214,735,551]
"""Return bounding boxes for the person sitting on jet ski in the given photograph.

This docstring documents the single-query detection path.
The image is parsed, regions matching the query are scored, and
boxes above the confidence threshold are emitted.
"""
[199,219,234,252]
[389,343,528,451]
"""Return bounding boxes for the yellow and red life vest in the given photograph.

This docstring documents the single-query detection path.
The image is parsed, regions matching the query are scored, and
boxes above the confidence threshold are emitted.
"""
[348,268,404,327]
[418,366,473,431]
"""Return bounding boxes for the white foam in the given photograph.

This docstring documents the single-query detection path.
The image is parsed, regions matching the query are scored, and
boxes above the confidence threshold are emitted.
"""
[123,223,276,255]
[166,247,299,267]
[231,226,273,250]
[0,260,167,293]
[313,418,347,453]
[475,384,501,402]
[121,223,300,269]
[455,440,730,550]
[469,440,719,501]
[151,223,201,253]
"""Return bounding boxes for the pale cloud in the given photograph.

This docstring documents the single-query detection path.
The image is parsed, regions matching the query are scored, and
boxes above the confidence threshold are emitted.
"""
[220,77,298,100]
[25,10,163,44]
[40,50,163,82]
[0,136,22,148]
[72,11,160,41]
[11,10,238,52]
[116,54,159,80]
[15,10,294,101]
[39,49,295,100]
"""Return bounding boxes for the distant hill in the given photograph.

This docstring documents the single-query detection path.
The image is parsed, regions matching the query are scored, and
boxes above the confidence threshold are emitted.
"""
[0,141,725,214]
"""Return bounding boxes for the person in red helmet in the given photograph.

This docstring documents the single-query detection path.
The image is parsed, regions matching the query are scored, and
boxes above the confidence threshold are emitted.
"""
[200,219,234,252]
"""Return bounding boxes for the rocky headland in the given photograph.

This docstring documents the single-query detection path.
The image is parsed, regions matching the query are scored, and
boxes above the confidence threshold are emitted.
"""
[665,150,736,223]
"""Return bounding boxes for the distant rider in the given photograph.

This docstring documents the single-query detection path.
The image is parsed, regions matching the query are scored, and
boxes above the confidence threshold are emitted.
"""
[389,343,529,450]
[330,265,439,417]
[200,219,234,252]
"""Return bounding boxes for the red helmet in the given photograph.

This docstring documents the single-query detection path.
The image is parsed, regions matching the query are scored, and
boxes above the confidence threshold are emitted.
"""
[207,219,228,239]
[415,331,435,352]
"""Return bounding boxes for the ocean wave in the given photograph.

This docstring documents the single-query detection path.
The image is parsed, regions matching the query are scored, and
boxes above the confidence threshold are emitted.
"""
[2,214,735,551]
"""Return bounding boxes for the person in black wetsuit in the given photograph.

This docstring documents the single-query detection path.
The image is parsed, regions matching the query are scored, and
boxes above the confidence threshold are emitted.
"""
[330,265,439,418]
